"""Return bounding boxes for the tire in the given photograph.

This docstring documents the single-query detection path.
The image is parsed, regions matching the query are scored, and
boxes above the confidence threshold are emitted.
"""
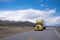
[35,30,38,31]
[43,27,46,30]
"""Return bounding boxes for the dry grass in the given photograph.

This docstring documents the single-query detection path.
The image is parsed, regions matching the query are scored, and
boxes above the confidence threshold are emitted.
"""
[0,26,34,38]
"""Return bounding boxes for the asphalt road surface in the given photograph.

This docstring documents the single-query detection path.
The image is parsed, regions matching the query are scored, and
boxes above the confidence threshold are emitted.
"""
[1,27,60,40]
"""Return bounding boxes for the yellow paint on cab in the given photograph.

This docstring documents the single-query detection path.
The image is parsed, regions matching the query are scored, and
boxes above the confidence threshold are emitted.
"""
[35,25,43,31]
[35,19,43,31]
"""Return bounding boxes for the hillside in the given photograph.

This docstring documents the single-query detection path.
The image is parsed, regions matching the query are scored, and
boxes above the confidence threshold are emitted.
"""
[0,20,35,38]
[0,20,35,27]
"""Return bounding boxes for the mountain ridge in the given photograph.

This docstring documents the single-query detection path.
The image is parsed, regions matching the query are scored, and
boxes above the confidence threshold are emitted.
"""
[0,20,35,27]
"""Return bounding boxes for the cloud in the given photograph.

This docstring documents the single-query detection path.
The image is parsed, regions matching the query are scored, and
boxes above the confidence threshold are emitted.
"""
[0,9,55,19]
[40,4,48,8]
[48,9,56,14]
[40,4,44,7]
[0,8,60,26]
[46,16,60,26]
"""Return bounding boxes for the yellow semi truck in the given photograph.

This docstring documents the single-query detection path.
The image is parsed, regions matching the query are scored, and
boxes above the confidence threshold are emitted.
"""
[35,19,46,31]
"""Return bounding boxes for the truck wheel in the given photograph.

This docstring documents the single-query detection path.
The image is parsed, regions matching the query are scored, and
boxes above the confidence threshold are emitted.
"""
[43,27,46,30]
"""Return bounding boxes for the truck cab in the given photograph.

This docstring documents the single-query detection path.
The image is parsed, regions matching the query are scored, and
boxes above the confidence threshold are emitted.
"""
[35,19,46,31]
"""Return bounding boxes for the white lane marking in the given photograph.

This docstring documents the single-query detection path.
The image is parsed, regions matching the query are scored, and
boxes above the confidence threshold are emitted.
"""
[53,28,60,38]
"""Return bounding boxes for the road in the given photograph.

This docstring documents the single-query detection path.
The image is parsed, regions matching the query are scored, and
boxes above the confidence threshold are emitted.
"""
[1,27,60,40]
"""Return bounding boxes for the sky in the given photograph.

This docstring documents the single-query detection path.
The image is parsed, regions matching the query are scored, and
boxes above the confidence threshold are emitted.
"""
[0,0,60,26]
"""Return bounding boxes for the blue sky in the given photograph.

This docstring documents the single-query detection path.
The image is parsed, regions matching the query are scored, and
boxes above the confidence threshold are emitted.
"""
[0,0,60,10]
[0,0,60,26]
[0,0,60,15]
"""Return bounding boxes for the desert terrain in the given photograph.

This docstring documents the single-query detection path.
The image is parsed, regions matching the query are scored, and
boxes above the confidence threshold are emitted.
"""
[0,26,34,39]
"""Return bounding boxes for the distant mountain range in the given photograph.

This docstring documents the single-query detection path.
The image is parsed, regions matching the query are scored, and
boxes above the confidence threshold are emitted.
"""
[0,20,35,27]
[0,20,60,27]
